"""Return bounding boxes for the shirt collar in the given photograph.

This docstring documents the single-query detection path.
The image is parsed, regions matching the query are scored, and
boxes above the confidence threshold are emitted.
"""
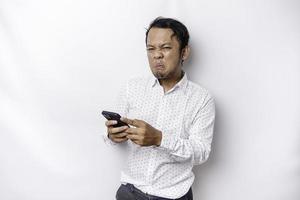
[151,71,189,93]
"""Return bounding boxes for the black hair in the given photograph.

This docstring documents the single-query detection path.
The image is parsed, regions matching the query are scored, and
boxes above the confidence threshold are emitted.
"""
[145,17,190,51]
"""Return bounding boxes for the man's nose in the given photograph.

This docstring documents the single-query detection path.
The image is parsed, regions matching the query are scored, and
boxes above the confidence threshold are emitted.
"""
[153,50,163,59]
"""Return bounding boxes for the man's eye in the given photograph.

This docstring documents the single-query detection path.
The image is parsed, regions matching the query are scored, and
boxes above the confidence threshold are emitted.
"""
[147,48,154,51]
[163,47,171,49]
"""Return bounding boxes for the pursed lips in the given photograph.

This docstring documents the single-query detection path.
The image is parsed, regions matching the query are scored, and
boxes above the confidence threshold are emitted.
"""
[154,63,164,69]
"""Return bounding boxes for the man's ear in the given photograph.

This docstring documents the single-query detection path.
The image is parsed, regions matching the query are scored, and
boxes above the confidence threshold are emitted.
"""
[181,46,190,62]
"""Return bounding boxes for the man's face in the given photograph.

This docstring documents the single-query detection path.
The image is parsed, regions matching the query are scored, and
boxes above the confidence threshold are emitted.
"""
[146,28,182,80]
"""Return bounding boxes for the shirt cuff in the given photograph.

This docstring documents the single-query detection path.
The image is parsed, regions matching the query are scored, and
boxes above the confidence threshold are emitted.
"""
[158,130,176,152]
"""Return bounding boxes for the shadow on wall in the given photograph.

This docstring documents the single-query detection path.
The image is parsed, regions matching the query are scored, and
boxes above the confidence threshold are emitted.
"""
[184,40,225,195]
[192,101,224,195]
[184,42,201,77]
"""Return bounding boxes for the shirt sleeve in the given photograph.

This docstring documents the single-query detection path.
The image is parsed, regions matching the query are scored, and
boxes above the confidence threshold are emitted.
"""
[102,81,129,146]
[102,131,118,146]
[158,94,215,165]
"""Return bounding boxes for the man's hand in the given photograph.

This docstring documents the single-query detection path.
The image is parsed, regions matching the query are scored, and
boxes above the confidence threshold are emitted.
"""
[121,117,162,146]
[105,120,129,143]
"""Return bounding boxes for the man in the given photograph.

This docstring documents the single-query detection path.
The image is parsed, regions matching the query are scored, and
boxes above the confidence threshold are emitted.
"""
[104,17,215,200]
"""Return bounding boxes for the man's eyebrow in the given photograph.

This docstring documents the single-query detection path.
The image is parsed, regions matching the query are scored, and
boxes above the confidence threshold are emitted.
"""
[147,42,172,47]
[160,43,172,46]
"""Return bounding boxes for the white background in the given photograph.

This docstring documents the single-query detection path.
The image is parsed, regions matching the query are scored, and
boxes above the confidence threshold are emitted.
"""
[0,0,299,200]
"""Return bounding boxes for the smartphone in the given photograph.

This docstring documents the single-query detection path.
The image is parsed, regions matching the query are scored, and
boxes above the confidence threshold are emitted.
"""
[101,110,129,127]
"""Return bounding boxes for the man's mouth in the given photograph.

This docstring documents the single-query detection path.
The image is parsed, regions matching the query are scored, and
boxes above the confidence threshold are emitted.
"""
[154,63,164,69]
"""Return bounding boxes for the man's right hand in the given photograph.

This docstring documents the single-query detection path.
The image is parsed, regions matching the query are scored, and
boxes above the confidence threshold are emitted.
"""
[105,120,129,143]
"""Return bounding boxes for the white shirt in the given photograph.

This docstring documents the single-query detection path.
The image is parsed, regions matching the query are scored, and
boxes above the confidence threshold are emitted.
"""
[103,72,215,199]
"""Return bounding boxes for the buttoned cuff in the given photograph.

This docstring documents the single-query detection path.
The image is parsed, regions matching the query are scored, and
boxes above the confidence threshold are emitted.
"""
[158,130,176,152]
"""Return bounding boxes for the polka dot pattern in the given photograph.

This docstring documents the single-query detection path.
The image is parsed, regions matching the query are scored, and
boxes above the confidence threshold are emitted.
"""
[105,72,215,199]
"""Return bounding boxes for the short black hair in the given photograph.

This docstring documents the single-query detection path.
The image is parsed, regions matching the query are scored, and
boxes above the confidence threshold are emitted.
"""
[145,17,190,51]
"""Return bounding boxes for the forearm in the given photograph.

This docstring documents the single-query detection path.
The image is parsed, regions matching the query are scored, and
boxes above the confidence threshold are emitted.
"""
[157,95,215,165]
[158,129,213,165]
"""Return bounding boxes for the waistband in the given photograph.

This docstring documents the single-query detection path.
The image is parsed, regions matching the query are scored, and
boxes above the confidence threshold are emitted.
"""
[124,183,192,200]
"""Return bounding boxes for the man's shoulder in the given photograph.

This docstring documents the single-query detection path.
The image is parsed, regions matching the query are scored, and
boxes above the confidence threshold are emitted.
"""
[187,80,210,95]
[186,80,214,104]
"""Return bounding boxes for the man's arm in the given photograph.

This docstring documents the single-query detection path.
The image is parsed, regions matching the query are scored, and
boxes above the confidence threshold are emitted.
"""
[123,94,215,165]
[160,95,215,165]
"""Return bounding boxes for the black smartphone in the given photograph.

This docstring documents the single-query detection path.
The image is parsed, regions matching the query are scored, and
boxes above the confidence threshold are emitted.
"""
[101,110,129,127]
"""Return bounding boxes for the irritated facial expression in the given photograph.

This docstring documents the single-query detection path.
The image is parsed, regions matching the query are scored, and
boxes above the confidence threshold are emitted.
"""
[146,28,182,80]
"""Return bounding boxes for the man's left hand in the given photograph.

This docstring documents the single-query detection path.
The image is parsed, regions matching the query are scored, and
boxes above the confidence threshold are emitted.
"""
[121,117,162,146]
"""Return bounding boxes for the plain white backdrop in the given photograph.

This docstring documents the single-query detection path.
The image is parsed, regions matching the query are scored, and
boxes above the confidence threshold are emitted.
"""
[0,0,299,200]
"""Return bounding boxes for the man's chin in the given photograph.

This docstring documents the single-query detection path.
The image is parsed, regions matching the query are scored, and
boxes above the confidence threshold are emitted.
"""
[154,73,167,79]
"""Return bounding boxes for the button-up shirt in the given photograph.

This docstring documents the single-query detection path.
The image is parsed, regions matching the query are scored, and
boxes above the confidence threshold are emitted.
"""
[103,72,215,199]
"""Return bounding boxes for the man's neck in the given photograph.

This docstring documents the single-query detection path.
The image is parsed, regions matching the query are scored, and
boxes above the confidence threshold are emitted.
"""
[159,70,184,93]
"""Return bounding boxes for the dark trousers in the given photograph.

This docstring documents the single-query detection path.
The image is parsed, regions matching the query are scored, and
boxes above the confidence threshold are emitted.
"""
[116,183,193,200]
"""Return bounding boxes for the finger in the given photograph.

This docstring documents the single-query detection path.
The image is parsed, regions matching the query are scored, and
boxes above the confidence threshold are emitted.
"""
[113,132,128,138]
[105,120,117,127]
[109,126,128,134]
[113,137,128,143]
[121,117,143,127]
[126,134,141,141]
[126,135,142,145]
[120,117,133,125]
[125,127,140,135]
